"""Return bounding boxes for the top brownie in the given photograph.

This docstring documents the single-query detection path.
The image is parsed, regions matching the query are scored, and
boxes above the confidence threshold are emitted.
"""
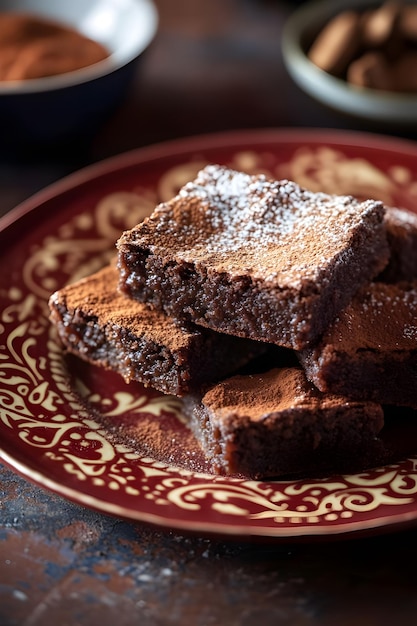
[117,165,389,350]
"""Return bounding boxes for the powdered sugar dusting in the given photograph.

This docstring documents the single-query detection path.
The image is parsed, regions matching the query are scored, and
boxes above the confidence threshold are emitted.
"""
[403,325,417,340]
[128,164,385,286]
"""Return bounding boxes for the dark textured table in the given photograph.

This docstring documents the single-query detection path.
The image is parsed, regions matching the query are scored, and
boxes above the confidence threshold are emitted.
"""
[2,1,417,624]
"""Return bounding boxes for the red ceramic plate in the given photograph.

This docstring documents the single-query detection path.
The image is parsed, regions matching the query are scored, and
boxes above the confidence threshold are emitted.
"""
[2,128,417,539]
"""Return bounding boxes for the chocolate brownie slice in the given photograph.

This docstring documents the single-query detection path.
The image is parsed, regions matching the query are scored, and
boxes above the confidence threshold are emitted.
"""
[379,206,417,283]
[182,367,384,479]
[117,165,389,350]
[299,281,417,407]
[48,265,265,397]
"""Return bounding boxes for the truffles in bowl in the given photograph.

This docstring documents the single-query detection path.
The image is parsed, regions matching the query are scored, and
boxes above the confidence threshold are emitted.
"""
[282,0,417,125]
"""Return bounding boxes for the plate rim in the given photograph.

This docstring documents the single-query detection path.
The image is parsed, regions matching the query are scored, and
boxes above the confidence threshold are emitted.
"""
[4,126,417,233]
[3,445,417,539]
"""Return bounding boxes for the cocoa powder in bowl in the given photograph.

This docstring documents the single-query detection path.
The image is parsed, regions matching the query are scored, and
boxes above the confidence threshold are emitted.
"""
[0,12,110,81]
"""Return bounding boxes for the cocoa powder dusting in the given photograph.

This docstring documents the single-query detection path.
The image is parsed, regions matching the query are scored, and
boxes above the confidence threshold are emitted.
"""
[203,367,353,423]
[100,410,211,474]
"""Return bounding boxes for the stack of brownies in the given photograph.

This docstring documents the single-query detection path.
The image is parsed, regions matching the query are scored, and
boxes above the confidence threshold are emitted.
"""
[48,165,417,479]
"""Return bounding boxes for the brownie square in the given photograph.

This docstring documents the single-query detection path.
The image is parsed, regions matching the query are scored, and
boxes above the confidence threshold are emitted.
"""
[48,265,265,397]
[182,367,384,479]
[117,165,389,350]
[299,281,417,408]
[379,206,417,283]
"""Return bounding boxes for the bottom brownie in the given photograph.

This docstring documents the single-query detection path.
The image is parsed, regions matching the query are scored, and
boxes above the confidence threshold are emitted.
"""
[182,367,385,479]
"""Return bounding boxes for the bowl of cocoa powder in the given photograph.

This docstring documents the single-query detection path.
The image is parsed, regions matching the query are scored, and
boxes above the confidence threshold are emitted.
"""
[282,0,417,126]
[0,0,158,149]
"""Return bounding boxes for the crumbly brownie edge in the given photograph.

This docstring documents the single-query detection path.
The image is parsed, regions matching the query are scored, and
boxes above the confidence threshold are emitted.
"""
[118,249,310,348]
[49,299,192,396]
[49,286,266,397]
